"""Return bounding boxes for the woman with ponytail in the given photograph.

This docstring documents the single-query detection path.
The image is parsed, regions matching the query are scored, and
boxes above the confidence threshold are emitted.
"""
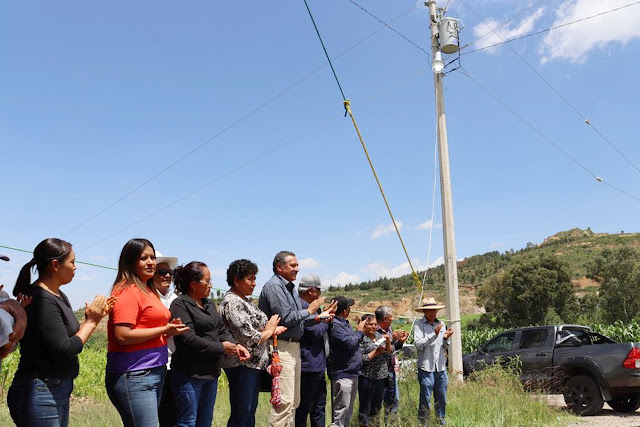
[7,238,114,427]
[105,238,189,427]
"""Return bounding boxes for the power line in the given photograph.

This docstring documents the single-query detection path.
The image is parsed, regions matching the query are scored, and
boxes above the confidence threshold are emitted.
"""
[0,244,260,297]
[345,0,430,57]
[0,244,117,270]
[459,0,640,177]
[343,0,640,204]
[464,0,548,49]
[76,115,342,254]
[74,64,429,254]
[461,0,640,55]
[458,67,640,204]
[60,6,417,239]
[303,0,347,101]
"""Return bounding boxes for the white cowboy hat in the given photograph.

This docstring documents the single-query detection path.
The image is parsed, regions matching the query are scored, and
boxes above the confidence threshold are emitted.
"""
[414,297,446,312]
[155,251,178,270]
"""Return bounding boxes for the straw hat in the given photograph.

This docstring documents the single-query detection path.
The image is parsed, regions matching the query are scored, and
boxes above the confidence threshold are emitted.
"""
[155,251,178,270]
[414,297,446,312]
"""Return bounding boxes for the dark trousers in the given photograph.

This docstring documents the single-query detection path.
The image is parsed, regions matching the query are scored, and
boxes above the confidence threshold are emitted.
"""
[358,376,385,427]
[158,369,176,427]
[295,371,327,427]
[382,369,399,419]
[224,366,261,427]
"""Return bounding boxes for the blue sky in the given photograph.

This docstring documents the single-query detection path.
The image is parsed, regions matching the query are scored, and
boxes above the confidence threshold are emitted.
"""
[1,0,639,309]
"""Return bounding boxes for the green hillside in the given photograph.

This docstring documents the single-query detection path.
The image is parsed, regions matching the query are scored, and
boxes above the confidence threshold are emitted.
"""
[325,228,640,312]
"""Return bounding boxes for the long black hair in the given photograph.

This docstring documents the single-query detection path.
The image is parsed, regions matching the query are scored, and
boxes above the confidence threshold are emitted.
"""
[14,238,73,297]
[111,238,155,294]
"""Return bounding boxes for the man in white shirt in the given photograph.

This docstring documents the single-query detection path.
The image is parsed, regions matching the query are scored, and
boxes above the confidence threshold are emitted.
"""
[152,252,178,427]
[413,297,453,425]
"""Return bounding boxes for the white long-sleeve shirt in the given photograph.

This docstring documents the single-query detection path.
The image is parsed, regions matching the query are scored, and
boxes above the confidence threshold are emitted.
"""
[413,317,450,372]
[158,290,177,368]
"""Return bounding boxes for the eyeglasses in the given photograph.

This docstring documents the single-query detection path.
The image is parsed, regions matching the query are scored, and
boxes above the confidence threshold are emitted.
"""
[199,280,212,285]
[156,269,174,277]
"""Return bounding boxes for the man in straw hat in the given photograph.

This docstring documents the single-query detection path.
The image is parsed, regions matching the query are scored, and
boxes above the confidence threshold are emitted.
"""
[413,297,453,425]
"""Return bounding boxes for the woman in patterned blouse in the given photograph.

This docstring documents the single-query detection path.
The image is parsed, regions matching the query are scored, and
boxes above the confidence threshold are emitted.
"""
[358,314,392,427]
[220,259,286,427]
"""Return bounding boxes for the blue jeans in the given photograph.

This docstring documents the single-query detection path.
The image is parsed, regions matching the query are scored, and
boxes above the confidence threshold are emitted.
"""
[224,366,261,427]
[105,366,166,427]
[170,370,218,427]
[8,376,73,427]
[417,369,448,425]
[358,376,385,426]
[295,371,326,427]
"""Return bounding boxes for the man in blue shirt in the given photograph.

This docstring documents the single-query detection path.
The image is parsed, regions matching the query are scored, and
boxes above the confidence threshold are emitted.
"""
[295,274,333,427]
[259,251,334,427]
[329,296,366,427]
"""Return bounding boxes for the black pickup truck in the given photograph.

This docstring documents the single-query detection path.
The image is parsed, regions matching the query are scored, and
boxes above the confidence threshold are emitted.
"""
[463,324,640,415]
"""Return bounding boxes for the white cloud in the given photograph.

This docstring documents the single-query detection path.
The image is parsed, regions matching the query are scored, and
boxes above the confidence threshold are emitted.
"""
[489,242,504,249]
[539,0,640,64]
[371,221,403,240]
[366,257,445,278]
[416,220,442,231]
[324,272,361,287]
[473,7,546,53]
[298,258,321,269]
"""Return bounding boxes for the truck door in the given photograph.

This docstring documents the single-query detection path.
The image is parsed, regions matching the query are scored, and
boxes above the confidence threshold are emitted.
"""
[514,328,552,386]
[473,331,517,371]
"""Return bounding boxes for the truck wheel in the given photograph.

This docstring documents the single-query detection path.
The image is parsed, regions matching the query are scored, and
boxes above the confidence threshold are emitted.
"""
[563,375,604,416]
[608,394,640,413]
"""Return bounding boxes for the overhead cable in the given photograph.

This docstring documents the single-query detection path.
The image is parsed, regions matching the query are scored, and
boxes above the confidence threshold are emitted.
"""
[459,0,640,177]
[345,0,640,205]
[345,0,430,57]
[302,0,424,290]
[61,6,417,239]
[463,0,548,49]
[75,67,428,254]
[458,68,640,204]
[461,0,640,55]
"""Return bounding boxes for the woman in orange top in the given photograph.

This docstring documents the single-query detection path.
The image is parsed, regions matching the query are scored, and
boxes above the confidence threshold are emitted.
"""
[105,238,188,427]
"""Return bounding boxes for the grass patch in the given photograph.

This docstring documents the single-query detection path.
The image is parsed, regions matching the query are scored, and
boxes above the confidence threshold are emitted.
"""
[0,348,576,426]
[461,313,483,328]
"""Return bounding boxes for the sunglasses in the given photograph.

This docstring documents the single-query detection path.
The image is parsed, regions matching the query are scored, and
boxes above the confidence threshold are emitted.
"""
[155,269,174,277]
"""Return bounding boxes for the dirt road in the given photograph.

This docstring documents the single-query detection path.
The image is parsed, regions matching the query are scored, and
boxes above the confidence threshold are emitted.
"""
[546,395,640,426]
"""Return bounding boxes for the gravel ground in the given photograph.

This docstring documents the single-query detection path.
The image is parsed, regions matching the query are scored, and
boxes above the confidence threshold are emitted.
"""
[546,395,640,426]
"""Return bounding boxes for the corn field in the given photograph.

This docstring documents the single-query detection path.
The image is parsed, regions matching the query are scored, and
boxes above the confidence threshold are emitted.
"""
[460,320,640,355]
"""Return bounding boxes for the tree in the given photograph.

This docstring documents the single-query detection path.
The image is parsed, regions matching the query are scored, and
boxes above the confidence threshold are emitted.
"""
[588,247,640,323]
[478,254,577,328]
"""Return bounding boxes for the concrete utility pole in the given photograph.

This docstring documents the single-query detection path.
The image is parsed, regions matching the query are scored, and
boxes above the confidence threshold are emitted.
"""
[426,0,463,382]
